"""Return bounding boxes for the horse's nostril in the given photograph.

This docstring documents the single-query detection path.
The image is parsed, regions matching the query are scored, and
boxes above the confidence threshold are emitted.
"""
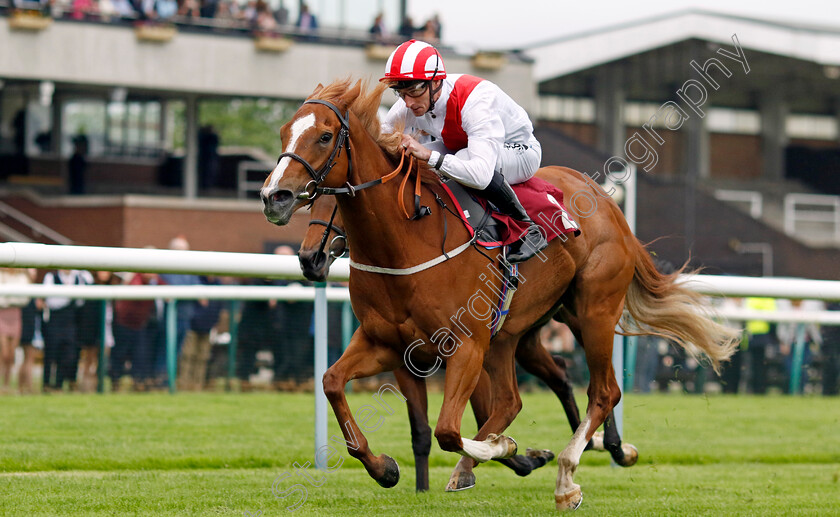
[273,190,293,205]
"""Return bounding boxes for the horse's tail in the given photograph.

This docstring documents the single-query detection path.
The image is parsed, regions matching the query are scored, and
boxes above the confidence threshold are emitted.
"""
[621,240,740,373]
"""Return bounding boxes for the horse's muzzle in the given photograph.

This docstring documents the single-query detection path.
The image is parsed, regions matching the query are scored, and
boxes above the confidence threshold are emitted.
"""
[261,188,296,225]
[299,249,329,282]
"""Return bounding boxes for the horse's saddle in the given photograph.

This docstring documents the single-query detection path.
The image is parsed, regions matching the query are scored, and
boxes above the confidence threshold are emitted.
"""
[440,176,580,249]
[440,178,504,244]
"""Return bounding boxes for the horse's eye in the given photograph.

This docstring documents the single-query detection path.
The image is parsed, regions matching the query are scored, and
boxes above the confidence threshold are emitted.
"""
[320,133,333,143]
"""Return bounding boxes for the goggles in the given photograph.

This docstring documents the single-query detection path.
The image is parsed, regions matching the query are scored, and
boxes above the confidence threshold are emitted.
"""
[391,81,429,99]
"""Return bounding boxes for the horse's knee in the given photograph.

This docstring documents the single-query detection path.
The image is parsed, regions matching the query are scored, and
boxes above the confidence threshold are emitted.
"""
[434,426,462,453]
[322,367,345,400]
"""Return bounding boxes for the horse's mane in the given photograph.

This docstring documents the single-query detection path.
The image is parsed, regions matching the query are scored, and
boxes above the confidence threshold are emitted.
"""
[309,78,439,185]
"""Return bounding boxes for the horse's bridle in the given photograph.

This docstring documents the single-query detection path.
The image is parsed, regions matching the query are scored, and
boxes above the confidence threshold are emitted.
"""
[309,204,348,259]
[276,99,352,200]
[282,98,430,218]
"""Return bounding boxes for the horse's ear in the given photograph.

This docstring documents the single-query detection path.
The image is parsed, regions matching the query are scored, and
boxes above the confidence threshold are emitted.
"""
[307,83,325,100]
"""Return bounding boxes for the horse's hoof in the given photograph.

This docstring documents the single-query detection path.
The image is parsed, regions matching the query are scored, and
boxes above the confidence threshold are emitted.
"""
[526,447,555,464]
[617,443,639,467]
[375,454,400,488]
[445,471,476,492]
[555,486,582,511]
[487,433,518,459]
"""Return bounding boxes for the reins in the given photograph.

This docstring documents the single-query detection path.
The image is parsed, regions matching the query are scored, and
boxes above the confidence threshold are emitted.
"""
[283,99,431,219]
[292,97,479,275]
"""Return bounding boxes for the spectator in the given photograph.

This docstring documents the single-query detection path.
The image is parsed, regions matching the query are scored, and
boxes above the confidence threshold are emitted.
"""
[68,133,88,195]
[744,297,778,394]
[273,1,288,25]
[397,15,415,41]
[215,0,240,23]
[111,272,163,391]
[236,276,276,391]
[429,13,442,41]
[40,269,91,392]
[70,0,99,20]
[0,268,33,394]
[200,0,219,19]
[295,2,317,35]
[178,276,223,391]
[777,298,824,393]
[17,275,40,395]
[241,0,258,26]
[178,0,201,18]
[158,236,200,386]
[718,297,746,393]
[416,17,439,44]
[75,271,114,392]
[822,302,840,396]
[108,0,137,18]
[368,12,388,44]
[254,0,277,33]
[271,245,313,390]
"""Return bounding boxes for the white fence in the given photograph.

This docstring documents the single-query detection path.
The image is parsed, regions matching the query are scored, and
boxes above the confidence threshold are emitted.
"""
[2,242,840,467]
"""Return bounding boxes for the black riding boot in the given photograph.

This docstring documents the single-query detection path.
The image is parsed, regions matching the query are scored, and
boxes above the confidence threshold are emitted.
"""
[481,171,548,263]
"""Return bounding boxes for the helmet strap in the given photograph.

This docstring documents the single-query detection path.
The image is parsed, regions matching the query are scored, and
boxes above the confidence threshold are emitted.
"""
[427,55,443,112]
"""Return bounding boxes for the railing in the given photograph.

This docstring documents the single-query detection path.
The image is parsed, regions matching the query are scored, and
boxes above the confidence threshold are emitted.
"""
[236,161,271,199]
[0,201,74,245]
[783,193,840,243]
[713,189,763,219]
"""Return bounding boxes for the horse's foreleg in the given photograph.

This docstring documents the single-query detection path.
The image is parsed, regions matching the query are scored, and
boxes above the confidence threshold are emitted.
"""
[555,315,623,510]
[322,329,403,488]
[393,366,432,492]
[445,368,494,492]
[435,342,515,464]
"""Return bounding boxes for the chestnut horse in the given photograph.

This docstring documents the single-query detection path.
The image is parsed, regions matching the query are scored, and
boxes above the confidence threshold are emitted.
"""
[298,188,638,493]
[261,79,738,510]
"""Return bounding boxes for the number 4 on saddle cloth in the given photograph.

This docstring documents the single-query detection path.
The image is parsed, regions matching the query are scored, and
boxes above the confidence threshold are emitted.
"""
[440,176,581,254]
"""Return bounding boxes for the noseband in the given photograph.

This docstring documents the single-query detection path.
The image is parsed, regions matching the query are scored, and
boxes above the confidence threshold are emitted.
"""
[276,99,352,199]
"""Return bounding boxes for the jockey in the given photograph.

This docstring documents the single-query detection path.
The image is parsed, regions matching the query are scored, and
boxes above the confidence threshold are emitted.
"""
[380,39,548,264]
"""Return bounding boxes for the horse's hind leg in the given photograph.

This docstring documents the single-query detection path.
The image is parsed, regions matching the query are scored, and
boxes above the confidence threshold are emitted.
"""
[393,366,432,492]
[323,329,403,488]
[559,309,638,467]
[555,296,626,510]
[516,326,580,435]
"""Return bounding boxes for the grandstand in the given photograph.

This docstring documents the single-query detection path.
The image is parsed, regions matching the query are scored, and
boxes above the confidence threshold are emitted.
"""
[1,5,839,277]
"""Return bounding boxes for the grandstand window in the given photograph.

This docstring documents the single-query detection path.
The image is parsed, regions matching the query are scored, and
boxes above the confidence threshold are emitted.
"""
[537,95,595,123]
[63,100,106,156]
[786,114,838,140]
[624,102,667,127]
[106,100,166,157]
[706,108,760,134]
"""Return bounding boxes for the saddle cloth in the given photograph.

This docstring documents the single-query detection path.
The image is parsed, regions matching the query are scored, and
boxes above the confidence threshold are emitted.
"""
[440,176,580,248]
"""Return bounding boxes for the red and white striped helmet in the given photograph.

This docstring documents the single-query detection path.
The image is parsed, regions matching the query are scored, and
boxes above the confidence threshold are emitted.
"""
[380,40,446,82]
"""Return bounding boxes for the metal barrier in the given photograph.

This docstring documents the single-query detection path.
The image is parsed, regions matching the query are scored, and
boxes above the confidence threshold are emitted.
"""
[783,193,840,242]
[714,189,763,219]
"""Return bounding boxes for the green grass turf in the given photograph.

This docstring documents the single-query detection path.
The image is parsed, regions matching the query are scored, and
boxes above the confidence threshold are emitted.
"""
[1,391,839,515]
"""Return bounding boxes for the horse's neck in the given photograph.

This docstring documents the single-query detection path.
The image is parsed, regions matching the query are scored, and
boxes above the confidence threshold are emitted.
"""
[338,134,452,268]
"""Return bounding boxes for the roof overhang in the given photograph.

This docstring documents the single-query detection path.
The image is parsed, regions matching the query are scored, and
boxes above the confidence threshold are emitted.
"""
[525,10,840,82]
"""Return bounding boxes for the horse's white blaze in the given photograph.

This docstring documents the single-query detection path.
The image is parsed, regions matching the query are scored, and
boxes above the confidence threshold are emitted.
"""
[263,112,316,193]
